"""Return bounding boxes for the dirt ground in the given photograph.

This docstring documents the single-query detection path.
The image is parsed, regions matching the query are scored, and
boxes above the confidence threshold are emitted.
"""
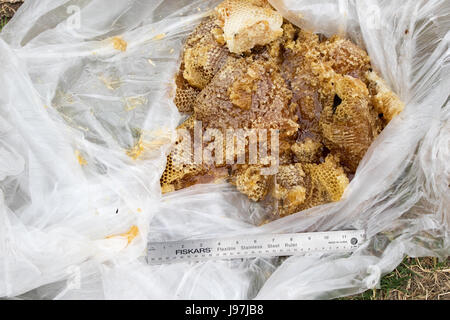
[344,257,449,300]
[1,0,448,301]
[0,0,22,19]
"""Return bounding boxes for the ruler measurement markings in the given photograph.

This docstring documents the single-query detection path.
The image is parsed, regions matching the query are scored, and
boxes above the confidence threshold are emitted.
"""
[148,230,364,265]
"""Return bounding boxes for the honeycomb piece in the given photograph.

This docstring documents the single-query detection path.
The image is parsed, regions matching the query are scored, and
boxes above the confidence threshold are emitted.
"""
[177,115,196,130]
[232,165,270,201]
[182,17,230,89]
[174,69,200,113]
[194,57,298,137]
[160,154,205,193]
[245,22,300,64]
[300,154,350,210]
[291,138,324,163]
[279,138,295,165]
[366,71,405,122]
[319,36,371,79]
[215,0,283,54]
[281,30,324,142]
[272,163,307,216]
[270,155,350,216]
[228,62,259,110]
[160,117,205,193]
[275,185,307,217]
[319,71,381,172]
[161,116,235,193]
[281,22,299,43]
[275,163,306,189]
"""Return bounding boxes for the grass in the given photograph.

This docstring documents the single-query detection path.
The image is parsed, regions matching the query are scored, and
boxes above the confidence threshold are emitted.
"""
[0,16,8,32]
[342,257,450,300]
[1,0,23,32]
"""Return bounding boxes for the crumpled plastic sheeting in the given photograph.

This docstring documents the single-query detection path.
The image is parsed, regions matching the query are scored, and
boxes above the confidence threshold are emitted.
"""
[0,0,448,300]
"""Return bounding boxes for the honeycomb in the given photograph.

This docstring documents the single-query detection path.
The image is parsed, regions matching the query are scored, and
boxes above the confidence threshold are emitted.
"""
[318,71,382,172]
[182,16,230,89]
[174,18,232,113]
[280,30,324,143]
[174,69,200,114]
[300,154,350,211]
[319,36,371,79]
[160,117,206,193]
[270,163,305,216]
[366,71,405,122]
[232,165,271,201]
[215,0,283,54]
[194,57,298,136]
[162,0,404,219]
[291,138,324,163]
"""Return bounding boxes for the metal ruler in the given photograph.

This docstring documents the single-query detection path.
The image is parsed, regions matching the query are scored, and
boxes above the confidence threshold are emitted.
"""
[147,230,365,265]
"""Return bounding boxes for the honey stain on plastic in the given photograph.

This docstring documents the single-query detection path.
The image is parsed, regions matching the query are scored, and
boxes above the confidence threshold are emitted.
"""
[99,74,121,90]
[126,129,173,160]
[153,33,166,40]
[75,150,87,166]
[124,96,147,111]
[112,37,127,51]
[127,136,145,160]
[54,90,75,105]
[106,225,139,245]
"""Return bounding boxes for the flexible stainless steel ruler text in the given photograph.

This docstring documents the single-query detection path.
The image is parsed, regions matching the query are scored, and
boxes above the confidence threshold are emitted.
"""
[147,230,365,265]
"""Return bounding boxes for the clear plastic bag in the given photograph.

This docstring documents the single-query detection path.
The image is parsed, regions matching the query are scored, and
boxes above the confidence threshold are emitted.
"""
[0,0,448,299]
